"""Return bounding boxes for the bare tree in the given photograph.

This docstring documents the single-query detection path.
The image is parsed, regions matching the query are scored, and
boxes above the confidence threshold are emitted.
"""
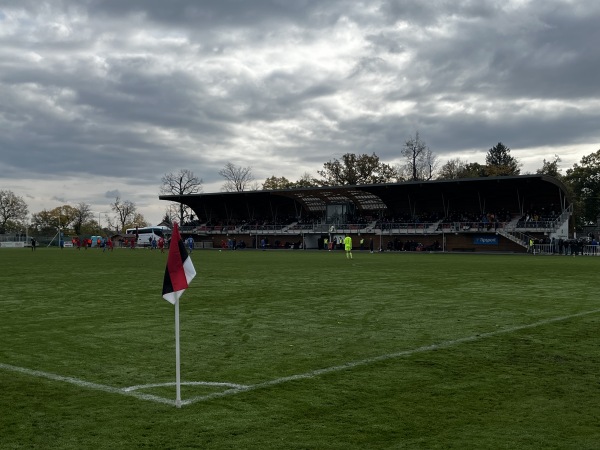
[72,202,94,235]
[292,172,320,188]
[398,132,438,181]
[110,196,138,232]
[162,204,178,226]
[160,169,202,224]
[219,163,255,192]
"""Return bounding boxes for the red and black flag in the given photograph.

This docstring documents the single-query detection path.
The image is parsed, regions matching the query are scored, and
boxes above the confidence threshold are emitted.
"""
[162,223,196,304]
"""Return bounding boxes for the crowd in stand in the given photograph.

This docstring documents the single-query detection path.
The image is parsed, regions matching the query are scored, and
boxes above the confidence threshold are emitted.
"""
[373,209,516,232]
[181,205,560,234]
[517,207,561,228]
[443,209,512,224]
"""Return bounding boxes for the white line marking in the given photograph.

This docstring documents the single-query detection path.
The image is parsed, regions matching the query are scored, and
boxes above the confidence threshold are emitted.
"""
[124,381,248,392]
[181,308,600,406]
[1,308,599,407]
[0,363,175,406]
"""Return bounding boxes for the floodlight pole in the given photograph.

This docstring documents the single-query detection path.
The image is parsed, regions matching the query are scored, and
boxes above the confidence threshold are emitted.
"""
[47,210,62,248]
[96,210,109,233]
[442,228,445,252]
[58,210,61,248]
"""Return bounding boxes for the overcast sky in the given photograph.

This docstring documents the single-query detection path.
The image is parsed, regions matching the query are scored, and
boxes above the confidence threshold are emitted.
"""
[1,0,599,225]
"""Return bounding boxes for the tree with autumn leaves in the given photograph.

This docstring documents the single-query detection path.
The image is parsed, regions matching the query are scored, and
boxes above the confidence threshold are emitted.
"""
[564,150,600,227]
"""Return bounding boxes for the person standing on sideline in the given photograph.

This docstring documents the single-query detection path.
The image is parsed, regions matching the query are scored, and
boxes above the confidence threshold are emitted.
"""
[186,236,194,253]
[528,238,535,254]
[30,237,36,251]
[344,234,353,259]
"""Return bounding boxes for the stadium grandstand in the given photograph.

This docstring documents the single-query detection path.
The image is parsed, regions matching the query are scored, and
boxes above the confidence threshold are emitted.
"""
[159,174,584,254]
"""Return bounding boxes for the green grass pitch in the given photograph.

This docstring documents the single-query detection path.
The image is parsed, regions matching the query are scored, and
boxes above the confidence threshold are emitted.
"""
[1,247,599,449]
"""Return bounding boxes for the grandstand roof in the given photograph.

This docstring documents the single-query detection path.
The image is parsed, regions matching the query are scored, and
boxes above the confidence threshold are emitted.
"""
[159,175,571,222]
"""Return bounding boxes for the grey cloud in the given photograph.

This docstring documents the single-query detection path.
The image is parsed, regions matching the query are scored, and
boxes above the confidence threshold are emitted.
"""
[84,0,347,29]
[1,0,600,224]
[104,190,120,199]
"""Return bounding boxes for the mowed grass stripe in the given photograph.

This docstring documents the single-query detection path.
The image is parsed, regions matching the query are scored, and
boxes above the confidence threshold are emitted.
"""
[2,307,598,408]
[1,249,598,382]
[183,306,600,405]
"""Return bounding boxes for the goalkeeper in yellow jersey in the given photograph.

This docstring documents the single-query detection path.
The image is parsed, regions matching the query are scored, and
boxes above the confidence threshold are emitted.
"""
[344,234,353,259]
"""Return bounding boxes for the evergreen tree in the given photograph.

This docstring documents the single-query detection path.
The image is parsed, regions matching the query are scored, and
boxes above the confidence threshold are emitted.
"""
[485,142,520,176]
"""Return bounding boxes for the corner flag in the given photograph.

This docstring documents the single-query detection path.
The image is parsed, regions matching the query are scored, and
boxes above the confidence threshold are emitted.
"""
[162,223,196,304]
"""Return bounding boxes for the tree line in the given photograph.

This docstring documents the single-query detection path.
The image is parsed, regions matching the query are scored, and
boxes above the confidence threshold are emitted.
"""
[0,194,149,236]
[161,135,600,230]
[2,135,599,234]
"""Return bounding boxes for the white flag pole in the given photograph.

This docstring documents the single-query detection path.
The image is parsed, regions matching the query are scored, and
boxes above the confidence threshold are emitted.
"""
[175,298,181,408]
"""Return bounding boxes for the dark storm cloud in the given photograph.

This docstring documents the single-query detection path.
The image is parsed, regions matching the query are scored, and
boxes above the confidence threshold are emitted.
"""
[84,0,346,28]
